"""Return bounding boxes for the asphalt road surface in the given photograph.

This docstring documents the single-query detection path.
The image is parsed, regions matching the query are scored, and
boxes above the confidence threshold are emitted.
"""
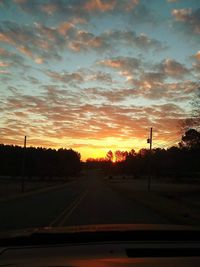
[0,170,169,231]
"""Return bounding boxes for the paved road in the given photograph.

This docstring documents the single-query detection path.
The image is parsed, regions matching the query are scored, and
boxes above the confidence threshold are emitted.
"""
[0,170,169,231]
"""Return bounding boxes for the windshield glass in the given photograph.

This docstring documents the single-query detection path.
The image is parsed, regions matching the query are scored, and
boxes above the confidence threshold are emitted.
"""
[0,0,200,233]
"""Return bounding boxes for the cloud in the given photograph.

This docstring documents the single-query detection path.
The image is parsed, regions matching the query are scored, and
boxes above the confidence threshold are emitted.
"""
[82,70,113,83]
[172,8,200,34]
[85,87,137,102]
[69,29,166,53]
[103,30,166,51]
[14,0,139,17]
[97,56,189,82]
[97,56,141,79]
[45,69,113,85]
[0,0,198,160]
[85,79,197,102]
[172,8,192,22]
[57,21,75,36]
[68,30,110,52]
[96,56,191,100]
[0,18,165,64]
[192,62,200,75]
[140,71,166,83]
[13,0,157,38]
[0,69,9,74]
[83,0,116,12]
[133,80,197,101]
[83,0,140,13]
[99,58,140,69]
[194,50,200,61]
[0,20,66,63]
[0,80,192,156]
[0,47,28,70]
[0,61,9,67]
[191,51,200,76]
[46,71,84,84]
[158,58,190,79]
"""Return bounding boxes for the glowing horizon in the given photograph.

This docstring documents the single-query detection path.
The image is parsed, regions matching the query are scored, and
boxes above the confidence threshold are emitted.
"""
[0,133,180,162]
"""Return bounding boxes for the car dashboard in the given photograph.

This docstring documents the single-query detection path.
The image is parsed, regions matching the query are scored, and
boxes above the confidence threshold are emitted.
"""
[0,224,200,267]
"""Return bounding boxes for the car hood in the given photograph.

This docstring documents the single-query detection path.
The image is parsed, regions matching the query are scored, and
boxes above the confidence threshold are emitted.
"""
[1,223,200,239]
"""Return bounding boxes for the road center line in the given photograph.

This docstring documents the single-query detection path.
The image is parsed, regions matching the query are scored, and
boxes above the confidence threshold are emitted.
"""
[49,189,89,227]
[58,189,89,226]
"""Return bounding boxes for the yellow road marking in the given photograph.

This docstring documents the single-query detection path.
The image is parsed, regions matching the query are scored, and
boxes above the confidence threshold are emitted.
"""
[49,189,89,227]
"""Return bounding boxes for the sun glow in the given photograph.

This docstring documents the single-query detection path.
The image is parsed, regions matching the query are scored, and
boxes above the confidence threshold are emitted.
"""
[1,133,179,162]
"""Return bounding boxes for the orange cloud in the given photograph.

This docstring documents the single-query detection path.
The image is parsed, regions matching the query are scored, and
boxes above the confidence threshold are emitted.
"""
[84,0,116,12]
[101,59,122,69]
[1,90,187,161]
[195,51,200,61]
[0,61,9,67]
[98,57,141,77]
[0,32,14,45]
[17,45,33,57]
[58,22,74,36]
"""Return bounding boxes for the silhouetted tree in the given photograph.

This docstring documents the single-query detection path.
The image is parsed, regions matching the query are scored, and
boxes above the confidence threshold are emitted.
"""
[179,129,200,149]
[0,145,81,179]
[182,86,200,131]
[114,150,127,162]
[106,150,113,162]
[191,86,200,130]
[99,129,200,180]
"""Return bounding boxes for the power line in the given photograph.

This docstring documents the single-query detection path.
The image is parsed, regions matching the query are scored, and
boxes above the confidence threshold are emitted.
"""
[153,139,180,148]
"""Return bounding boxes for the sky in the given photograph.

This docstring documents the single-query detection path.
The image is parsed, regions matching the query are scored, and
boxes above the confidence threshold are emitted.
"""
[0,0,199,161]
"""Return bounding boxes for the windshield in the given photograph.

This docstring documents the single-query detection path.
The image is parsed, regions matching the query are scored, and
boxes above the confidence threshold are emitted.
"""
[0,0,200,234]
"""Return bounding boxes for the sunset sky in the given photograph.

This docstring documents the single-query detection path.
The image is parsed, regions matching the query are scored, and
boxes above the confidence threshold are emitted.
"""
[0,0,199,160]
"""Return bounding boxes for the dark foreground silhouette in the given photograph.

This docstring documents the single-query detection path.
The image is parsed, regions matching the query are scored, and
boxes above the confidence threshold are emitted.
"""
[0,146,81,178]
[86,129,200,180]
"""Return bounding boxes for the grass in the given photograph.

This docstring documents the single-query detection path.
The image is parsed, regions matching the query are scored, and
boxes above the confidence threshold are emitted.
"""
[0,177,67,200]
[106,177,200,225]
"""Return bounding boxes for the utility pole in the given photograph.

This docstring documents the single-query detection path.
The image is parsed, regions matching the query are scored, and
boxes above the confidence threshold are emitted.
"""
[21,136,27,193]
[149,127,152,151]
[147,127,153,192]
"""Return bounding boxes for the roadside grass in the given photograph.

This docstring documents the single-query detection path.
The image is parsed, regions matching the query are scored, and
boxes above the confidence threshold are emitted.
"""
[105,177,200,225]
[0,176,75,201]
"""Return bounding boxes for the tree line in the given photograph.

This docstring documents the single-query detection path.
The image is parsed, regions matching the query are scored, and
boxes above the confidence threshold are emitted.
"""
[86,129,200,180]
[0,145,81,179]
[1,129,199,180]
